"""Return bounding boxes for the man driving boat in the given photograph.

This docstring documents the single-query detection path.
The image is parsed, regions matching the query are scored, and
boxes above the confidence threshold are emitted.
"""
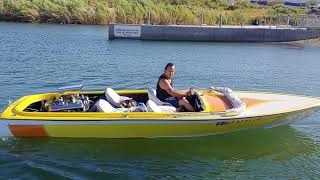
[156,63,195,112]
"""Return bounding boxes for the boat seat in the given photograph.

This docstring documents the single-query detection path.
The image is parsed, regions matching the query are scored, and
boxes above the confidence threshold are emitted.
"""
[105,88,131,108]
[92,99,116,112]
[146,100,176,113]
[147,88,173,106]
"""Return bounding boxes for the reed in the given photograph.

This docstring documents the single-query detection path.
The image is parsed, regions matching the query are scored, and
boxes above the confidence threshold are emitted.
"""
[0,0,306,25]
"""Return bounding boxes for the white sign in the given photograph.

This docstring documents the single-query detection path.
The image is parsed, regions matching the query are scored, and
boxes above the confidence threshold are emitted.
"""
[114,25,141,37]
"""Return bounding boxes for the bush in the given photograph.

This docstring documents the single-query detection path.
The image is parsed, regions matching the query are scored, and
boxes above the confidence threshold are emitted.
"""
[0,0,306,25]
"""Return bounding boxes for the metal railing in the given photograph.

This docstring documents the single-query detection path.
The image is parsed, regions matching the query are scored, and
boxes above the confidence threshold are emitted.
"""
[298,14,320,29]
[142,11,320,30]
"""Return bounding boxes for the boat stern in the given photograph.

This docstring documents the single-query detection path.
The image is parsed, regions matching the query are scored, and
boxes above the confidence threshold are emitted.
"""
[0,119,13,137]
[0,98,24,137]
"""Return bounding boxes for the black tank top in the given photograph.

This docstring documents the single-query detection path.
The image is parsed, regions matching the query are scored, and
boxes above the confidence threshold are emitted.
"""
[156,74,173,101]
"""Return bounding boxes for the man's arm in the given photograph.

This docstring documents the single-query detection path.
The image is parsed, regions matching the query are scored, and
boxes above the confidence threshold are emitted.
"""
[159,79,187,98]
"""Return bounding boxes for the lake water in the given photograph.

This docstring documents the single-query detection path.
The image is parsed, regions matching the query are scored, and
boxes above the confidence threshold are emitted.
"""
[0,22,320,179]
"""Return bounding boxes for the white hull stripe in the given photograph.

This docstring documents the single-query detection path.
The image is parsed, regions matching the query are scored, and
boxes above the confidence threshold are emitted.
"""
[0,115,289,125]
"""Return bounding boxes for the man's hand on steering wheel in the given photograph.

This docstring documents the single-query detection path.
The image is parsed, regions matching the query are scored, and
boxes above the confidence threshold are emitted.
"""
[186,88,194,96]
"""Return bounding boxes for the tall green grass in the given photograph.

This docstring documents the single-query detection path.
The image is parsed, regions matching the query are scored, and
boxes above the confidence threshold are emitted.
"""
[0,0,306,25]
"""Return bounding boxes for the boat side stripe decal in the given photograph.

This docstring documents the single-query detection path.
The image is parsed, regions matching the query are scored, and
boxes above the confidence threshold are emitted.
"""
[9,125,48,137]
[1,113,289,125]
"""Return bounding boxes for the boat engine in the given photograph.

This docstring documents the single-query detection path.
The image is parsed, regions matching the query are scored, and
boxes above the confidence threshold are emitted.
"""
[49,94,92,112]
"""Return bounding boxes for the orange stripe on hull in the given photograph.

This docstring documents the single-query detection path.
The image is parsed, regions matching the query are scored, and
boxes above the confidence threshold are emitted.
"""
[242,98,269,108]
[204,94,232,111]
[9,125,48,137]
[205,93,269,112]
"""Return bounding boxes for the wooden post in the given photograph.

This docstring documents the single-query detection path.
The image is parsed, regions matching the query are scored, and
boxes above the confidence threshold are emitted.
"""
[202,13,204,25]
[241,14,243,28]
[219,14,222,28]
[269,17,272,29]
[276,14,280,29]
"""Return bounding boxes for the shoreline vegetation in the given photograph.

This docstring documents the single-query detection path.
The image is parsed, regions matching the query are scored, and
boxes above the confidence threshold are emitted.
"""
[0,0,306,25]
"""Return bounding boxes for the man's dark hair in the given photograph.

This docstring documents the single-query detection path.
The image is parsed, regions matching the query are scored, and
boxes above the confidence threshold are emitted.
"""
[164,63,174,70]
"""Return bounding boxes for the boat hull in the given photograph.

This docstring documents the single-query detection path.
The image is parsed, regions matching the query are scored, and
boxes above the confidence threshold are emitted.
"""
[1,90,320,138]
[0,107,318,138]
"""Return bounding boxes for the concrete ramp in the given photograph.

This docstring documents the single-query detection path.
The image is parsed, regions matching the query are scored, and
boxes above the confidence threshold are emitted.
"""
[108,24,320,42]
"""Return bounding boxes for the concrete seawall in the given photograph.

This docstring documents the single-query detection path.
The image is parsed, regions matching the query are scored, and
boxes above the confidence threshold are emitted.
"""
[108,24,320,42]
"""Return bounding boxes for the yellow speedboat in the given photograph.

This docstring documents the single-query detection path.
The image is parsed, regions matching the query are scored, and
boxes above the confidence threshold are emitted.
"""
[1,85,320,138]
